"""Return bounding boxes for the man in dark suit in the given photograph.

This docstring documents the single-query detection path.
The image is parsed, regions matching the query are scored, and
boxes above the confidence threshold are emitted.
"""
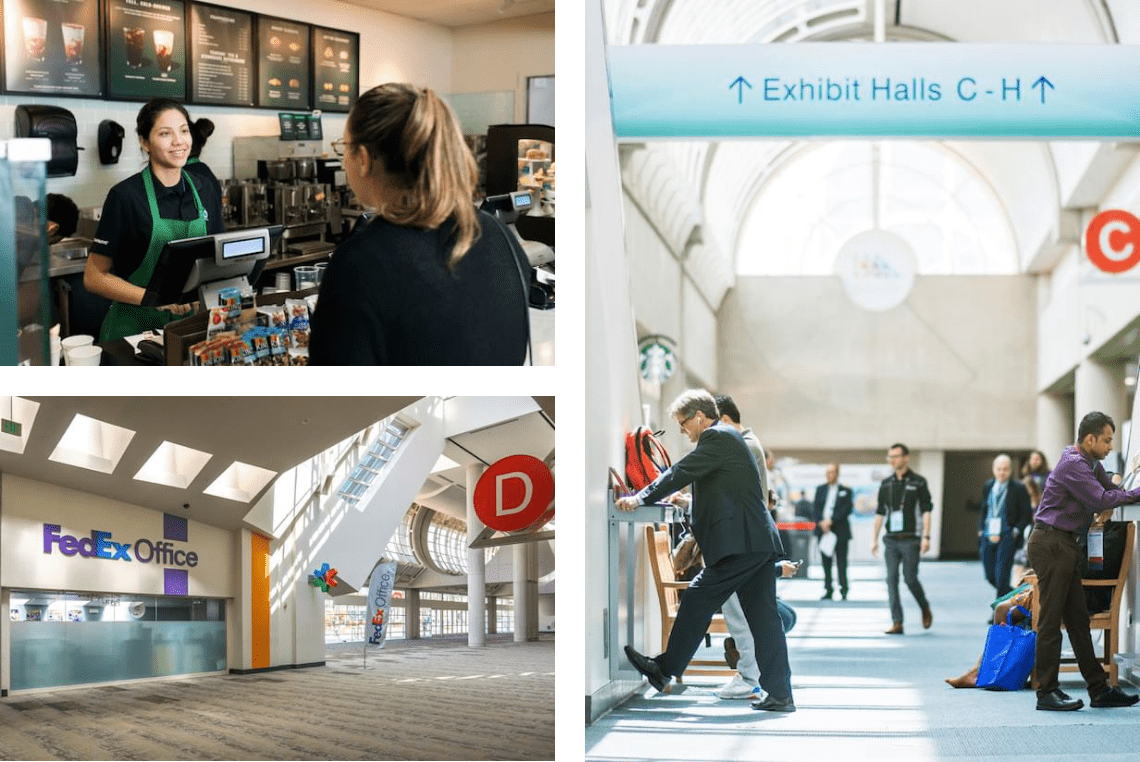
[616,389,794,712]
[979,454,1032,598]
[813,463,854,600]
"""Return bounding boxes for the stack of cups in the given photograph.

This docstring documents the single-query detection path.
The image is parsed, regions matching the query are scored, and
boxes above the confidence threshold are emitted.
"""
[61,335,94,365]
[315,262,328,286]
[50,324,61,366]
[294,265,318,291]
[276,272,291,292]
[69,346,103,366]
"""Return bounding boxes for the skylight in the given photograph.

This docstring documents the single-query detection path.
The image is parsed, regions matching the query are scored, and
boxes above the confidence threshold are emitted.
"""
[203,461,277,502]
[134,441,213,489]
[0,396,40,455]
[48,413,136,474]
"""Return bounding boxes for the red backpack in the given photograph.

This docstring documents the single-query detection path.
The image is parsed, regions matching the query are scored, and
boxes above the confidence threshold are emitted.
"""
[624,426,672,492]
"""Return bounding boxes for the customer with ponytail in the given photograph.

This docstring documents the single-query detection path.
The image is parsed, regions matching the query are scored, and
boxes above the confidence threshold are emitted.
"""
[309,83,531,365]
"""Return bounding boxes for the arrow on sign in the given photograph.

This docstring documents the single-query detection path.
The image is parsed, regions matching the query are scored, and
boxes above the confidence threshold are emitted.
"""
[1031,76,1054,104]
[729,76,752,105]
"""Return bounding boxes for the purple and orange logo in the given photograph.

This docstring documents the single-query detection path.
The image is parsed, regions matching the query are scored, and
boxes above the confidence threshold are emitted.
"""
[43,513,198,596]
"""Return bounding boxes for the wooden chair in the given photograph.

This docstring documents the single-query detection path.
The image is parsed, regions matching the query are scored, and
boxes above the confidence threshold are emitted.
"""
[645,525,731,681]
[1028,521,1135,686]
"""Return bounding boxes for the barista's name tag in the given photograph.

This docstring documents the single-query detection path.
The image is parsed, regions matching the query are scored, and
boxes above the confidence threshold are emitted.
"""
[1088,528,1104,572]
[889,510,904,533]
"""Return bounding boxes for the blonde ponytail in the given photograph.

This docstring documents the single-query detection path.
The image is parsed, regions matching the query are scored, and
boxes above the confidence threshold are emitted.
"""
[348,84,480,269]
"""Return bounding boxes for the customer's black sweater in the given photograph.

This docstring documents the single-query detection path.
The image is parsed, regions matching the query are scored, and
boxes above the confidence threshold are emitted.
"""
[309,210,529,365]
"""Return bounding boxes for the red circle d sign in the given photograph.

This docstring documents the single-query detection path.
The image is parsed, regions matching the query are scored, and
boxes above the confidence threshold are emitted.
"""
[1086,209,1140,274]
[474,455,555,533]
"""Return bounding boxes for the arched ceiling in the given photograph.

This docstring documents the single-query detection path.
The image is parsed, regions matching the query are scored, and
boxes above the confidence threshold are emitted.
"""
[605,0,1137,287]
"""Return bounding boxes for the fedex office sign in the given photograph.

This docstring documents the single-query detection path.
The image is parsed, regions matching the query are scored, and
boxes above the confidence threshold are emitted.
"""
[42,521,199,568]
[473,454,555,533]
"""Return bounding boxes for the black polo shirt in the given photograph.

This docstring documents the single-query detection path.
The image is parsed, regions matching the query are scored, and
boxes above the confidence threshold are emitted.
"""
[91,168,224,279]
[876,469,933,537]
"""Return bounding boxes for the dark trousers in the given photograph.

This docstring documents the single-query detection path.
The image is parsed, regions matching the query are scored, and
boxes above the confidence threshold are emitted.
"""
[655,551,792,700]
[820,536,849,594]
[1026,528,1108,698]
[980,534,1016,597]
[883,535,929,624]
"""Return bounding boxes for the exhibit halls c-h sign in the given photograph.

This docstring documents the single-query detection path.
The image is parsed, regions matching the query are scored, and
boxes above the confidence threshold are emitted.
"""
[1086,210,1140,274]
[608,43,1140,139]
[473,455,555,533]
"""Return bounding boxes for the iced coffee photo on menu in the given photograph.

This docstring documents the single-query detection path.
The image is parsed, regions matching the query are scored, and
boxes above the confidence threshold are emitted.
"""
[105,0,185,99]
[3,0,102,95]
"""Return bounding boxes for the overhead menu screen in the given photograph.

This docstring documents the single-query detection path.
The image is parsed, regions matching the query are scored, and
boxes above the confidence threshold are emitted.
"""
[312,25,357,113]
[256,16,308,108]
[105,0,186,100]
[189,2,252,106]
[3,0,102,95]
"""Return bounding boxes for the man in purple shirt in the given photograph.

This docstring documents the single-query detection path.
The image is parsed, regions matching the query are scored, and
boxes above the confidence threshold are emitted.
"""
[1028,411,1140,711]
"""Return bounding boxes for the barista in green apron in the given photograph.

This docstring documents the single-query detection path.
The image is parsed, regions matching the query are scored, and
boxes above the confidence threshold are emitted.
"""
[98,168,207,341]
[85,99,223,343]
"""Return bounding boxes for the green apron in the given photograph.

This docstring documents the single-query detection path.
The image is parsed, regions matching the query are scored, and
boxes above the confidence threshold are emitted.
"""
[99,167,208,342]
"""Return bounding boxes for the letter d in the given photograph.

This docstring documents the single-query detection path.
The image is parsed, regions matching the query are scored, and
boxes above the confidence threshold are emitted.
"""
[496,472,533,516]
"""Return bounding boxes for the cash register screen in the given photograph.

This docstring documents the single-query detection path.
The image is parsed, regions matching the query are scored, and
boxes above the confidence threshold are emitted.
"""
[221,236,266,260]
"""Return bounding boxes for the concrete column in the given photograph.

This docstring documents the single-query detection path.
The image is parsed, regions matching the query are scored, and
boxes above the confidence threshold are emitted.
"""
[525,543,539,641]
[466,464,487,647]
[487,596,497,635]
[513,545,527,642]
[1037,391,1074,460]
[407,589,420,640]
[1076,358,1128,462]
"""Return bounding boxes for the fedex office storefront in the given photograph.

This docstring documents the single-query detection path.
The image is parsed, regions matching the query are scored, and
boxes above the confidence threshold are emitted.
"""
[0,474,236,694]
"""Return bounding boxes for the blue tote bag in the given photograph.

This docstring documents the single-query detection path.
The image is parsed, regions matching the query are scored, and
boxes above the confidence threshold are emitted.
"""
[976,605,1036,691]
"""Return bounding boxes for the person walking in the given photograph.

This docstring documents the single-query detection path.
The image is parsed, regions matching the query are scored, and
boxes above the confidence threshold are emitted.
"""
[813,463,853,600]
[1029,411,1140,711]
[616,389,795,712]
[871,443,934,634]
[978,454,1032,598]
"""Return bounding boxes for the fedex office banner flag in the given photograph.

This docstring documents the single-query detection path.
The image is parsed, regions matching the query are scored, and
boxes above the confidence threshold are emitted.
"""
[367,561,398,647]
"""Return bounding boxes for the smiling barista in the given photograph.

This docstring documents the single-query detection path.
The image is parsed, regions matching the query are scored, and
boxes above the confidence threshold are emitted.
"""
[84,98,224,342]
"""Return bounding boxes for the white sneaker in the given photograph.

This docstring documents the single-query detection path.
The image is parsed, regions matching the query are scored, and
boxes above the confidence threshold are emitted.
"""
[716,674,759,699]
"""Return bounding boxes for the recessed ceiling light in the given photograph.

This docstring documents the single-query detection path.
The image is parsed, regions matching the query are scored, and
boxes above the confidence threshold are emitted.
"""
[0,396,40,455]
[134,441,213,489]
[48,413,136,474]
[203,461,277,502]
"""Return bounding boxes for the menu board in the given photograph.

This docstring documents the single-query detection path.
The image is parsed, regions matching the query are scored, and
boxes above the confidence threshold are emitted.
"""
[189,2,251,106]
[278,111,321,141]
[3,0,101,95]
[105,0,186,100]
[311,25,357,113]
[256,15,308,108]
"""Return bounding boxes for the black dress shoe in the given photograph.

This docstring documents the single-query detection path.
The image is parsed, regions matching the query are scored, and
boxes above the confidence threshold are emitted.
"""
[1091,686,1140,708]
[820,590,833,600]
[1037,689,1084,711]
[840,590,848,600]
[624,645,668,692]
[751,693,796,712]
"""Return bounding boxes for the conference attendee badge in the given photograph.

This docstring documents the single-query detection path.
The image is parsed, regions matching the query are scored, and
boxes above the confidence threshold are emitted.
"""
[988,517,1002,537]
[1088,528,1104,572]
[889,510,904,532]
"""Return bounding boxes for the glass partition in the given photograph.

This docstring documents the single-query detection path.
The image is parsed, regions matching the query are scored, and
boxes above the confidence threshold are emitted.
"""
[9,590,226,690]
[0,139,51,365]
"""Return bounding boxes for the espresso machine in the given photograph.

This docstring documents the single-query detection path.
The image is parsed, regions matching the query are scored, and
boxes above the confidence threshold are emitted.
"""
[222,180,271,229]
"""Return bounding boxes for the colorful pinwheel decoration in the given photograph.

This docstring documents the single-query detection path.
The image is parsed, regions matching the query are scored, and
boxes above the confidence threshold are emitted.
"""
[309,563,339,593]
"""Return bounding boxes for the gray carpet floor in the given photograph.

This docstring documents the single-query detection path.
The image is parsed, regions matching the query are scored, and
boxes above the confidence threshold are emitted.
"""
[0,633,554,761]
[587,560,1140,761]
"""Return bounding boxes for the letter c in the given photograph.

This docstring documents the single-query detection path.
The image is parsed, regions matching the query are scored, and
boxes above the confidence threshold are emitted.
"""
[957,77,976,101]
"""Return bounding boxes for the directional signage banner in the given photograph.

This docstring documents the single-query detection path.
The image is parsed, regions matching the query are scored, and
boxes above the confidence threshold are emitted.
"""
[608,43,1140,139]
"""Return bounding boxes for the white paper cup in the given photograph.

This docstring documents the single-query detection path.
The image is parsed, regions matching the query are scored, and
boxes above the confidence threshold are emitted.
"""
[68,346,102,366]
[50,336,61,367]
[61,334,94,365]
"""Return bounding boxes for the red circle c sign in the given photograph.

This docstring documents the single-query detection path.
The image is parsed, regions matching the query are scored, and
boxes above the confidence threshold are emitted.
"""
[1086,209,1140,274]
[474,455,555,533]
